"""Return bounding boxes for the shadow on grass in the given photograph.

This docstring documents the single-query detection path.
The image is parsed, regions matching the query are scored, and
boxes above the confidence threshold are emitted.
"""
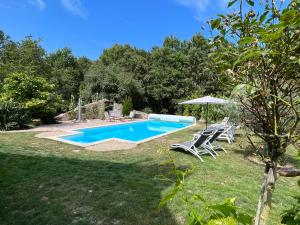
[280,154,300,167]
[230,145,254,157]
[0,152,180,225]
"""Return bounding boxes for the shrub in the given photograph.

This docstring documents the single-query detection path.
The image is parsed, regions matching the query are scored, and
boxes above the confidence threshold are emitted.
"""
[1,72,62,123]
[69,95,77,111]
[206,105,225,123]
[142,107,152,114]
[222,102,241,125]
[68,110,77,120]
[183,105,190,116]
[98,101,105,119]
[85,104,98,119]
[0,101,30,130]
[122,96,133,116]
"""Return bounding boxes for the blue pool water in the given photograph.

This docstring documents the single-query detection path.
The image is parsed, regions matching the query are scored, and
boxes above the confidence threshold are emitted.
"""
[60,120,192,144]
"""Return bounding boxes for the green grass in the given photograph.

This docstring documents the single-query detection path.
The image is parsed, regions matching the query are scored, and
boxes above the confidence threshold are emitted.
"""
[0,126,299,225]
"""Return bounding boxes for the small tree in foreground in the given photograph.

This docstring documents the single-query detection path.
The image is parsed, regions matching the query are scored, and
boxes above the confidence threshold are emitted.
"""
[210,0,300,224]
[159,147,252,225]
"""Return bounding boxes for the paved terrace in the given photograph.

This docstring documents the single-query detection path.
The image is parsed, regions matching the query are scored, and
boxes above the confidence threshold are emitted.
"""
[9,119,146,151]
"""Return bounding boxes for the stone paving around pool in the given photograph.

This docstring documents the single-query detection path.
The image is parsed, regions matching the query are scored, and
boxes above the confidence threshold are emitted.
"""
[29,119,142,151]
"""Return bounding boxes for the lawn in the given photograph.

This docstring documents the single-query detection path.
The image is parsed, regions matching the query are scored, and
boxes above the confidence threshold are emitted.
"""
[0,126,299,225]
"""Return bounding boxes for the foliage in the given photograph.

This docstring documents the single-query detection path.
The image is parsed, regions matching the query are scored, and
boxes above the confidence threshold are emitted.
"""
[122,96,133,116]
[183,105,190,117]
[0,29,232,118]
[98,101,105,120]
[159,147,252,225]
[82,63,144,103]
[142,107,152,114]
[82,35,227,114]
[0,34,47,83]
[0,31,91,115]
[209,0,300,224]
[281,180,300,225]
[222,102,241,125]
[210,0,300,154]
[84,101,106,120]
[182,104,202,120]
[46,48,91,102]
[0,72,62,122]
[206,105,225,123]
[69,95,76,111]
[85,104,99,119]
[67,109,77,121]
[0,101,30,130]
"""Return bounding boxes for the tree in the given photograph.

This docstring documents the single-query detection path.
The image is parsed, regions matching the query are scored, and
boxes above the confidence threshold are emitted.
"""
[46,48,90,102]
[184,34,226,95]
[210,0,300,224]
[0,32,48,83]
[82,62,144,104]
[1,72,62,122]
[122,96,133,116]
[0,31,18,84]
[81,36,221,113]
[147,37,193,113]
[99,44,150,109]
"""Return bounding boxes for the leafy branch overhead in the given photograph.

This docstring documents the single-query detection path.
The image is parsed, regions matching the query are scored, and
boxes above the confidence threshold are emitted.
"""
[209,0,299,224]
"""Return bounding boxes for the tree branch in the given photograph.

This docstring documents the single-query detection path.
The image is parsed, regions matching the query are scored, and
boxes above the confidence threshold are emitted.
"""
[278,168,300,177]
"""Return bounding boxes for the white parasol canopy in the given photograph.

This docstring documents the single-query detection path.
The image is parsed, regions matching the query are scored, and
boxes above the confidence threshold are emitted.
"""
[179,96,230,105]
[179,96,231,128]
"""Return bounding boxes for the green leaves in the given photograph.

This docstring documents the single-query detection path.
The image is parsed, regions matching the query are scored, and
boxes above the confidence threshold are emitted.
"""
[211,18,222,30]
[261,26,284,43]
[238,37,256,46]
[228,0,238,8]
[231,84,256,97]
[245,0,254,7]
[122,96,133,116]
[259,11,269,24]
[280,10,297,23]
[159,148,252,225]
[0,101,30,130]
[207,217,238,225]
[159,187,179,207]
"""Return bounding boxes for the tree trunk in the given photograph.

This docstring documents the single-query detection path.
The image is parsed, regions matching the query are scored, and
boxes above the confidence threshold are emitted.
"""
[254,161,277,225]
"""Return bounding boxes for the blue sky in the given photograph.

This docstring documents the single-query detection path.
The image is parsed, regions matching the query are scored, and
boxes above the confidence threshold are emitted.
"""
[0,1,244,59]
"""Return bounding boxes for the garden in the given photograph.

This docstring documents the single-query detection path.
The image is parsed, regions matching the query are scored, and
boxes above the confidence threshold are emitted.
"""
[0,0,299,224]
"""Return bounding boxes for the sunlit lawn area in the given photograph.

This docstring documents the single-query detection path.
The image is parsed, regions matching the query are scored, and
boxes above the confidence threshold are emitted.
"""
[0,126,298,225]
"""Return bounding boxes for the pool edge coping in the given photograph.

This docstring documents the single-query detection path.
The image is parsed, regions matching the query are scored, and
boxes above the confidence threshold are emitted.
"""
[45,120,196,147]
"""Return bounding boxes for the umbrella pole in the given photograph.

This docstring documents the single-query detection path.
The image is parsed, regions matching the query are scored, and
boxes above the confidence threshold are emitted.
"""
[206,103,208,129]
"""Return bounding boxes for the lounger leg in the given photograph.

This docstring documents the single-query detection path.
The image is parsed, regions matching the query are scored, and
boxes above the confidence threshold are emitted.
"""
[205,147,217,159]
[227,136,231,144]
[208,147,219,156]
[192,147,204,162]
[213,143,227,153]
[195,154,204,162]
[198,146,216,159]
[219,145,227,153]
[208,143,220,155]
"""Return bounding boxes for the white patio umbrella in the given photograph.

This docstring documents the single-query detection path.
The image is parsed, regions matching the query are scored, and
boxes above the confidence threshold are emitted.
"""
[179,96,231,128]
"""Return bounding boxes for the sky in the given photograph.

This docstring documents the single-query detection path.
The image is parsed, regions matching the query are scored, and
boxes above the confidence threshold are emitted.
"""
[0,0,277,59]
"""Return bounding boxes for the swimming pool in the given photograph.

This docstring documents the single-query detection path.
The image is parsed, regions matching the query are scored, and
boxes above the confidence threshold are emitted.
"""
[58,120,193,146]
